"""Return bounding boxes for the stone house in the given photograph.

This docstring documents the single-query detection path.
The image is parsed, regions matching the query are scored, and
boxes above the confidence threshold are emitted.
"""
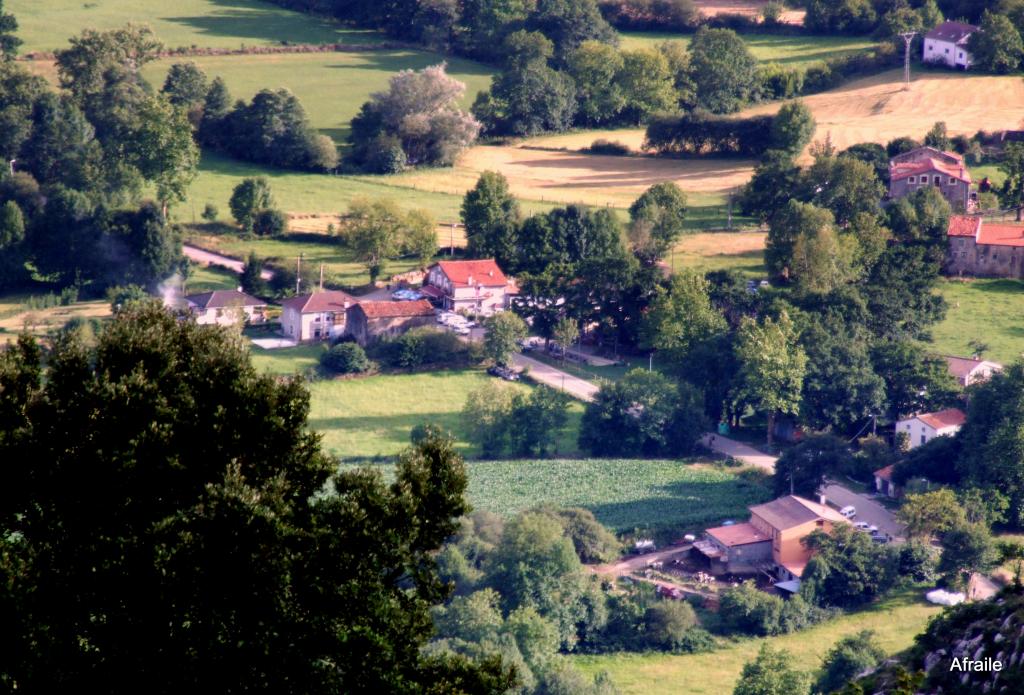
[280,290,357,342]
[889,147,974,211]
[345,300,436,346]
[922,21,978,69]
[946,215,1024,278]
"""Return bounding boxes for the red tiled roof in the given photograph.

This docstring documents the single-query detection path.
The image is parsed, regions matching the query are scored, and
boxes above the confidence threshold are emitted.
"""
[978,223,1024,248]
[891,158,970,183]
[917,408,967,430]
[435,259,507,287]
[281,290,356,314]
[780,561,808,578]
[925,20,978,43]
[947,215,981,237]
[944,355,991,381]
[874,464,895,482]
[706,522,771,547]
[419,284,444,299]
[185,289,265,309]
[354,299,434,319]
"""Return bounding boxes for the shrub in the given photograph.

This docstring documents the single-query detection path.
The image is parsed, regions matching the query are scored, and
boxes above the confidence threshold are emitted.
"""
[587,139,631,156]
[364,134,408,174]
[368,328,481,370]
[718,582,783,636]
[201,203,218,222]
[645,600,698,650]
[253,208,288,237]
[320,342,372,374]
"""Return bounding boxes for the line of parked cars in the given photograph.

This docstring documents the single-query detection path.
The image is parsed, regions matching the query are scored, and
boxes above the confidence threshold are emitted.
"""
[435,309,476,336]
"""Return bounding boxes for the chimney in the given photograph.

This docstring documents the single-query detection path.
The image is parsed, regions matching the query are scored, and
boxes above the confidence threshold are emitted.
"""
[467,274,473,285]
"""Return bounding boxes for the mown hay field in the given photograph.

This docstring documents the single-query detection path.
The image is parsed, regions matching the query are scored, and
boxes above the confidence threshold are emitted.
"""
[8,0,382,53]
[741,69,1024,160]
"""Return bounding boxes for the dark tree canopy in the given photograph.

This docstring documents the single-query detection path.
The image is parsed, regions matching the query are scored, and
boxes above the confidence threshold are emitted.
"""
[0,305,514,692]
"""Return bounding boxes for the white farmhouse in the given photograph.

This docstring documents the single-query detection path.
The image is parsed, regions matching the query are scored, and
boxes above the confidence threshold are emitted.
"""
[280,290,356,342]
[923,21,978,69]
[896,408,967,450]
[184,290,267,326]
[420,259,516,316]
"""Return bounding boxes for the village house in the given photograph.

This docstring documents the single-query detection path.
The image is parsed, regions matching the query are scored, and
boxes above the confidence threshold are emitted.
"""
[345,299,436,346]
[889,146,974,211]
[922,21,978,69]
[944,355,1003,387]
[896,407,967,449]
[280,290,357,342]
[946,215,1024,278]
[874,465,901,499]
[420,259,516,316]
[694,496,848,585]
[184,289,267,326]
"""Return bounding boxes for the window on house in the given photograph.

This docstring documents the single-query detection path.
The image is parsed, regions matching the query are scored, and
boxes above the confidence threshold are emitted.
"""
[921,434,926,445]
[944,48,949,54]
[934,176,941,184]
[949,177,956,184]
[908,176,916,183]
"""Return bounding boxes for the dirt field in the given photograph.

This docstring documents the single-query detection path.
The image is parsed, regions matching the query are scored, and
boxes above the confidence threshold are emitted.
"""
[695,0,804,24]
[379,144,755,208]
[671,231,767,277]
[742,69,1024,161]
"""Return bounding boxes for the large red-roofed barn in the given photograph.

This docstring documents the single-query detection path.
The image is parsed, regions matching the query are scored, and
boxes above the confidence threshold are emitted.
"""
[946,215,1024,278]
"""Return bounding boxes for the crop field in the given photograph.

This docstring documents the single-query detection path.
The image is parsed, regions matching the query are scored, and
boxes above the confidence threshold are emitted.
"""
[459,459,770,532]
[140,51,495,146]
[575,587,940,695]
[741,69,1024,160]
[302,369,584,460]
[619,32,875,67]
[8,0,382,53]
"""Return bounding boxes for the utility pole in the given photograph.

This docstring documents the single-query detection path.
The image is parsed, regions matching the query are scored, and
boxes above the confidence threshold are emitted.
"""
[8,159,15,175]
[727,190,733,231]
[319,263,324,290]
[296,253,302,296]
[450,224,456,256]
[899,32,917,90]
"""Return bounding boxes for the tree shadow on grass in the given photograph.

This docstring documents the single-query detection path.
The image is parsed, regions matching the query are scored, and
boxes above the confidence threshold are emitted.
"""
[308,412,474,459]
[165,0,376,47]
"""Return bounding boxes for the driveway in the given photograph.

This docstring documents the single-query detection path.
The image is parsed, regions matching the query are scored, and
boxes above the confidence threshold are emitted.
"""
[700,433,777,472]
[512,353,599,402]
[822,483,904,540]
[183,244,274,281]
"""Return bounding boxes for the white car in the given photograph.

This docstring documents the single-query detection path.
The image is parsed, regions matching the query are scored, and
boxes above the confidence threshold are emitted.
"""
[854,521,871,531]
[839,505,857,519]
[453,325,471,336]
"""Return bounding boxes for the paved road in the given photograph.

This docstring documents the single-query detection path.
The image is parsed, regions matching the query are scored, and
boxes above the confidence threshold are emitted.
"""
[512,353,599,401]
[183,244,274,281]
[700,433,778,472]
[822,483,904,540]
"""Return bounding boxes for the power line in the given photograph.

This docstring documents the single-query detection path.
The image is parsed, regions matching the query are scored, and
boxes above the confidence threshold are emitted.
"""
[899,32,918,90]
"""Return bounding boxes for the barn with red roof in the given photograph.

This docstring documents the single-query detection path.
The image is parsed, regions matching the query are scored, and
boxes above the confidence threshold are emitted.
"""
[946,215,1024,278]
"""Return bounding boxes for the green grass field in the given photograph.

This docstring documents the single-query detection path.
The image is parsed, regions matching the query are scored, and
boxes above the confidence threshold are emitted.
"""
[575,587,941,695]
[933,278,1024,364]
[618,32,878,68]
[305,369,584,460]
[141,51,495,146]
[8,0,384,53]
[460,459,769,532]
[184,264,242,293]
[249,342,325,376]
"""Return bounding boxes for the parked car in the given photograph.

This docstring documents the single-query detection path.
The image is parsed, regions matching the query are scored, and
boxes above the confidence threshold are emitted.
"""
[453,325,471,336]
[487,365,520,382]
[839,506,857,519]
[871,532,889,544]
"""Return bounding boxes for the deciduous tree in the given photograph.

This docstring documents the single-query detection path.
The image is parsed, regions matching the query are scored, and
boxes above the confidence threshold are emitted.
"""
[734,311,806,445]
[483,311,528,366]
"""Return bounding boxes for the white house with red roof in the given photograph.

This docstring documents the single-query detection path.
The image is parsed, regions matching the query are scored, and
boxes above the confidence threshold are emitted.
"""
[896,408,967,450]
[922,21,978,69]
[946,215,1024,278]
[280,290,357,342]
[184,289,267,326]
[889,146,974,211]
[421,259,516,316]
